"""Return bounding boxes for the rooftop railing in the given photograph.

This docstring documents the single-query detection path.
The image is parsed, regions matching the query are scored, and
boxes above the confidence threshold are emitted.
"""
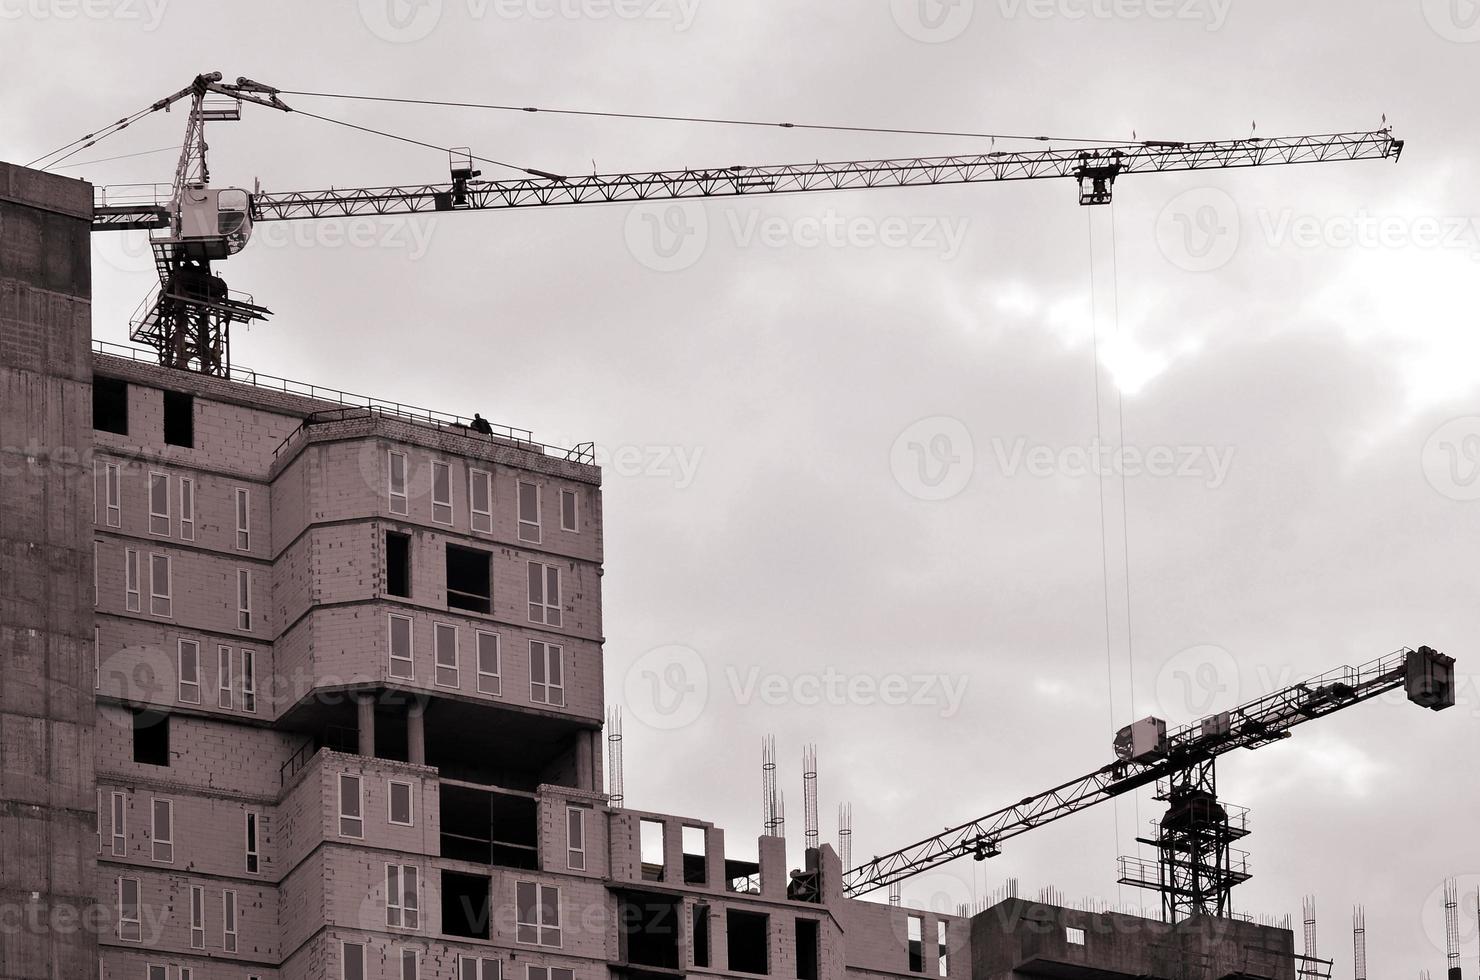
[93,338,596,465]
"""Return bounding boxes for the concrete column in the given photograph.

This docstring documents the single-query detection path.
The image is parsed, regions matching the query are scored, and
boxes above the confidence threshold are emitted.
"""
[0,161,97,978]
[407,698,426,765]
[758,833,788,900]
[357,694,376,757]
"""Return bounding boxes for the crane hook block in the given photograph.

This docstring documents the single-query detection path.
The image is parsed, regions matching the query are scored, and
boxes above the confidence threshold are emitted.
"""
[1405,646,1455,711]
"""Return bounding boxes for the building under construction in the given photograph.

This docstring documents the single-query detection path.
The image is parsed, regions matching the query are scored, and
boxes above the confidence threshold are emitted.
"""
[0,98,1461,980]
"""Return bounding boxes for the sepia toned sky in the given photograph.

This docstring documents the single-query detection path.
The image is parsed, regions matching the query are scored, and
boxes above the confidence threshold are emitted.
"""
[4,2,1479,976]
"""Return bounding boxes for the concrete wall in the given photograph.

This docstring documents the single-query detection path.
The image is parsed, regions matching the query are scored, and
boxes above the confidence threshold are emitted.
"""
[0,161,99,978]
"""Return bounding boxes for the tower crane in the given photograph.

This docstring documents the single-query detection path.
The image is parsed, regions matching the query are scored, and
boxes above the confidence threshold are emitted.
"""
[86,72,1406,376]
[71,72,1453,928]
[840,645,1456,924]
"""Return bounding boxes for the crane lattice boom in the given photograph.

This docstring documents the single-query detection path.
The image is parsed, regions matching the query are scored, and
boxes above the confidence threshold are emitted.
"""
[841,645,1453,898]
[92,130,1404,231]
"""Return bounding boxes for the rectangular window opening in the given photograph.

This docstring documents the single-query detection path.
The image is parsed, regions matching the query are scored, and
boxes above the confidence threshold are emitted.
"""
[682,826,708,885]
[217,645,234,708]
[1066,926,1086,946]
[470,469,493,533]
[99,461,121,528]
[177,639,200,704]
[388,450,409,515]
[386,531,412,598]
[163,390,194,447]
[117,876,141,941]
[796,918,820,980]
[125,548,140,612]
[150,798,173,863]
[189,884,205,949]
[343,940,366,980]
[110,791,126,856]
[475,630,501,696]
[235,488,251,551]
[432,460,453,525]
[93,376,128,435]
[560,488,578,532]
[515,880,562,947]
[132,710,169,767]
[386,863,421,929]
[223,889,238,952]
[441,869,491,940]
[529,640,564,707]
[389,614,414,679]
[446,544,492,614]
[639,819,666,882]
[939,920,950,975]
[245,810,261,874]
[527,562,562,627]
[339,773,364,838]
[566,806,586,871]
[907,915,924,973]
[517,481,541,543]
[149,553,172,618]
[237,569,252,631]
[389,780,414,826]
[693,903,712,968]
[178,477,194,540]
[148,472,170,536]
[435,622,460,688]
[726,908,770,975]
[241,648,257,713]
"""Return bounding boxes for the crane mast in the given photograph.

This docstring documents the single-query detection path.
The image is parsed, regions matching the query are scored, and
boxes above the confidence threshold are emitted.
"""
[841,645,1455,923]
[88,73,1404,376]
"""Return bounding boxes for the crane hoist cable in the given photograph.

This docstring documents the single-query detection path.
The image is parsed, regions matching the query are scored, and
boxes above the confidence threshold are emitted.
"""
[287,106,550,178]
[277,88,1167,146]
[27,101,163,170]
[51,146,179,171]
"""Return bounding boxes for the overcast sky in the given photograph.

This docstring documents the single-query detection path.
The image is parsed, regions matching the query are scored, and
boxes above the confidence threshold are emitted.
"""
[5,2,1479,976]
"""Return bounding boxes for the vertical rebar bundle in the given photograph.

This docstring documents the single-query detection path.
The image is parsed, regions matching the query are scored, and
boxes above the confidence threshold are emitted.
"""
[1445,879,1461,980]
[838,802,853,870]
[1353,905,1366,980]
[762,735,784,837]
[889,882,901,907]
[1300,896,1319,980]
[606,706,624,809]
[803,744,819,850]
